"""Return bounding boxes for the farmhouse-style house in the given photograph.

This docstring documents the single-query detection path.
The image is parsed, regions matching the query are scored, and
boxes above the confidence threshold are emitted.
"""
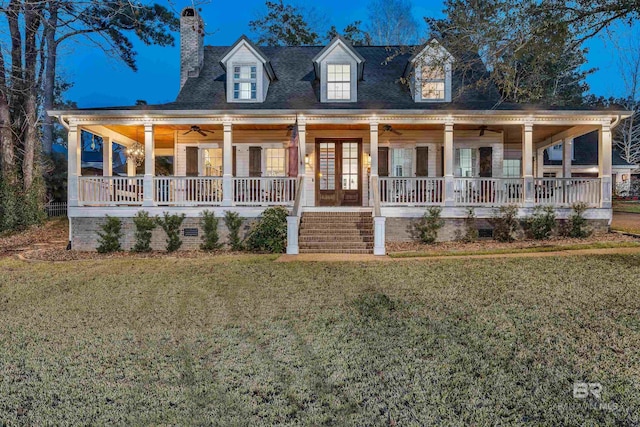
[50,7,631,255]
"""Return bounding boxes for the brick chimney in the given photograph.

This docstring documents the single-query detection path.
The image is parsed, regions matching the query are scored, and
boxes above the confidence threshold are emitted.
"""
[180,7,204,90]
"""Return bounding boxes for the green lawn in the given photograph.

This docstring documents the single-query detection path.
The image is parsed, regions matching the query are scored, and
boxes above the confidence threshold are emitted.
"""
[613,201,640,214]
[1,255,639,425]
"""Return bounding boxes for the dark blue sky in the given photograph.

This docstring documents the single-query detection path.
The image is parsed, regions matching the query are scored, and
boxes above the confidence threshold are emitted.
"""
[60,0,631,108]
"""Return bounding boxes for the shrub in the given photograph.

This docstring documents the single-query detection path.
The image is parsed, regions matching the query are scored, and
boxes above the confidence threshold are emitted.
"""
[455,208,479,243]
[200,210,222,251]
[245,206,288,253]
[567,201,592,238]
[414,207,444,244]
[224,211,244,251]
[490,204,520,242]
[525,205,556,240]
[96,216,123,253]
[157,213,186,252]
[132,211,157,252]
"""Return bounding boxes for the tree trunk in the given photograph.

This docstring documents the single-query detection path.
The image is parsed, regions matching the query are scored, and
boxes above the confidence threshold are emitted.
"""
[0,49,15,184]
[42,3,59,155]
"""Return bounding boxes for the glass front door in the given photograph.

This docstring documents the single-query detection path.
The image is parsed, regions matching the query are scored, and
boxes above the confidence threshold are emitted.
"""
[316,139,361,206]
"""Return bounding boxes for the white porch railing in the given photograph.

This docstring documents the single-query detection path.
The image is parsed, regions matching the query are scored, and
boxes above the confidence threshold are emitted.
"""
[78,176,144,205]
[379,177,445,205]
[535,178,601,207]
[154,177,224,206]
[454,178,524,206]
[233,177,297,205]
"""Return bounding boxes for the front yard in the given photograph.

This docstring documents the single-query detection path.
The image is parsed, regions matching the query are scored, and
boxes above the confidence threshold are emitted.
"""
[1,255,639,425]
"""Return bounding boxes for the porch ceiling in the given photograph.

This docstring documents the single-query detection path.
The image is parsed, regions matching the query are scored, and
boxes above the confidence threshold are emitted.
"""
[101,123,579,148]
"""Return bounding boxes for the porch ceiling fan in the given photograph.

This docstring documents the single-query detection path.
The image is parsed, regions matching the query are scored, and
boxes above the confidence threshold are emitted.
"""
[183,125,214,136]
[379,124,403,136]
[475,125,502,137]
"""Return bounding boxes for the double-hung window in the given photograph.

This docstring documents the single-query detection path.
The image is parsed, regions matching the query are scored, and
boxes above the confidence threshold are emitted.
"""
[233,65,257,100]
[327,64,351,100]
[202,148,223,176]
[421,65,445,100]
[391,148,413,177]
[265,148,286,176]
[455,148,477,177]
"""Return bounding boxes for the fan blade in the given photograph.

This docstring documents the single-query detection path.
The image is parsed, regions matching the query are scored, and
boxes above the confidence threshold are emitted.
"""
[392,130,403,135]
[183,130,193,135]
[479,129,485,137]
[197,130,207,136]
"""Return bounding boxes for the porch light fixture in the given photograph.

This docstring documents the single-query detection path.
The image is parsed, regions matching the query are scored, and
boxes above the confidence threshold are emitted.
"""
[125,142,145,167]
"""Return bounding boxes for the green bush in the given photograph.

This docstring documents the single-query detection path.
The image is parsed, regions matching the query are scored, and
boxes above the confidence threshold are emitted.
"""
[490,204,520,242]
[200,210,222,251]
[0,180,20,232]
[132,211,157,252]
[414,207,444,244]
[157,213,186,252]
[97,216,123,253]
[246,206,288,253]
[224,211,244,251]
[525,206,556,240]
[567,201,592,238]
[455,207,479,243]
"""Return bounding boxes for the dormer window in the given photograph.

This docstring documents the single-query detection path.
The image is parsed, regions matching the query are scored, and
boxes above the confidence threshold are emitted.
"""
[421,65,445,101]
[408,39,454,103]
[233,65,257,100]
[327,64,351,100]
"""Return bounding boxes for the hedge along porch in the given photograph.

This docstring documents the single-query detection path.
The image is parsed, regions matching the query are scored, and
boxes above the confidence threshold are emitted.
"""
[52,110,625,253]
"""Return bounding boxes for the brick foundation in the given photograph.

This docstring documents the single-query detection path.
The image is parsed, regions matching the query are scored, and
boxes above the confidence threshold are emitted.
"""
[385,217,610,243]
[71,217,257,251]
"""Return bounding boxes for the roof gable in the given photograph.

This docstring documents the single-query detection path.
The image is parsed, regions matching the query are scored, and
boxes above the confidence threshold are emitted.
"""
[313,35,365,80]
[220,35,276,81]
[409,38,454,65]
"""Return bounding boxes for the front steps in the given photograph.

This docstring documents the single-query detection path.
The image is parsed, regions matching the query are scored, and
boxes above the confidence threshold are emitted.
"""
[298,211,374,254]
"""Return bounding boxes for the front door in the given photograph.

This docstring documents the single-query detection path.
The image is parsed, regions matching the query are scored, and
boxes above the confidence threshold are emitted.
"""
[316,139,362,206]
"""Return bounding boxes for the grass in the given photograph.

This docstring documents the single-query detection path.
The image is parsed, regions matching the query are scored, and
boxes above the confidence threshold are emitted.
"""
[389,241,640,258]
[1,255,640,425]
[613,201,640,214]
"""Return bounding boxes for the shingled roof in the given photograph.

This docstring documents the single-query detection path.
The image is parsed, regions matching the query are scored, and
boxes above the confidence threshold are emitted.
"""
[173,44,501,110]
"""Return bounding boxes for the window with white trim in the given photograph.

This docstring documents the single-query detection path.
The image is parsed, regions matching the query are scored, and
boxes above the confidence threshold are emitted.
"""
[233,65,257,100]
[265,148,286,176]
[455,148,477,177]
[421,65,445,100]
[391,148,413,177]
[503,159,521,177]
[202,148,223,176]
[327,64,351,100]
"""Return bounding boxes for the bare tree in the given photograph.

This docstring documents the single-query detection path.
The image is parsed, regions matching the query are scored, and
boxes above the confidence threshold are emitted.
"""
[366,0,419,46]
[609,26,640,170]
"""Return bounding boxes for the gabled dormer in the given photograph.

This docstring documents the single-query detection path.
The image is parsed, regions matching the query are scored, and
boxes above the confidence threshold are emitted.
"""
[313,35,365,103]
[407,39,454,103]
[220,35,276,103]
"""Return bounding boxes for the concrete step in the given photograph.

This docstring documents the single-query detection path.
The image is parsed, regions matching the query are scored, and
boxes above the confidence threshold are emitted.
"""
[299,235,374,243]
[299,242,374,250]
[299,248,374,254]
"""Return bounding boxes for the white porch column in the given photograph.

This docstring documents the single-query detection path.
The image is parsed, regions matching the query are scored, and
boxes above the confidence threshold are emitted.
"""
[522,122,534,206]
[599,121,613,208]
[142,123,155,206]
[127,158,136,176]
[373,216,386,256]
[67,124,81,207]
[222,121,233,206]
[298,120,306,177]
[102,136,112,177]
[562,138,573,178]
[286,216,299,255]
[535,148,544,178]
[443,122,455,206]
[369,120,379,207]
